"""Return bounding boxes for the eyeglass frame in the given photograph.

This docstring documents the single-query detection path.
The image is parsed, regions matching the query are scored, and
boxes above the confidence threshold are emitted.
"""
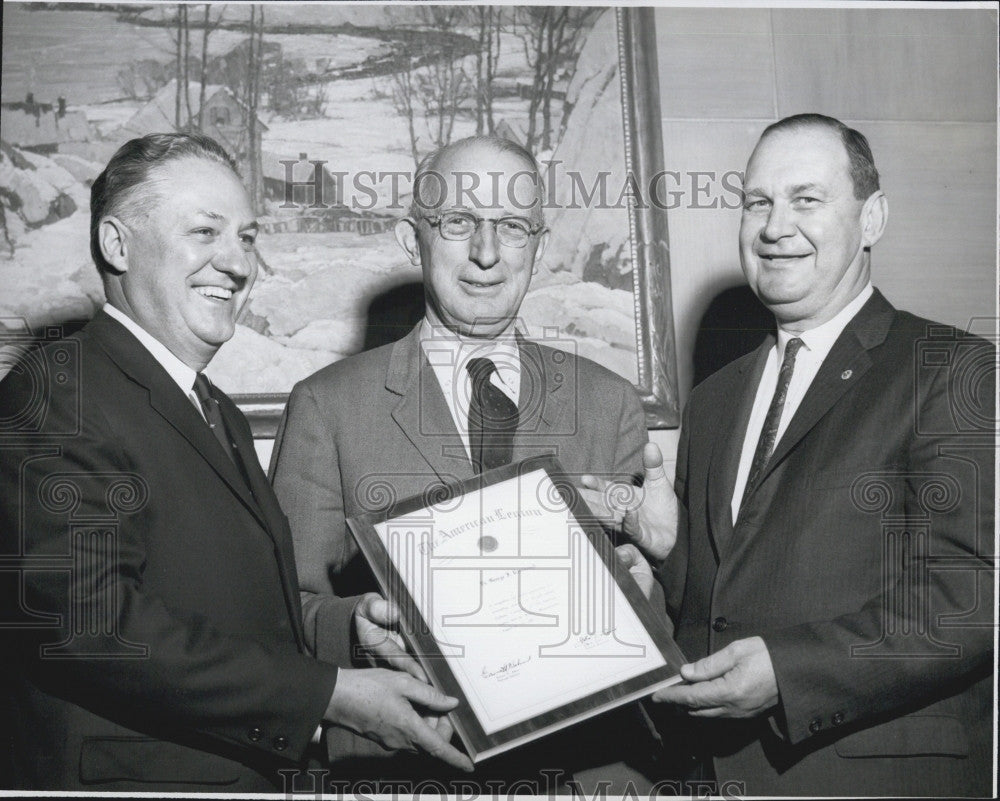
[414,209,548,248]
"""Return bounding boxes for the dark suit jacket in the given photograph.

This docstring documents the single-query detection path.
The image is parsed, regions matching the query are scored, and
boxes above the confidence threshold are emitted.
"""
[269,322,652,785]
[0,312,357,792]
[660,290,994,796]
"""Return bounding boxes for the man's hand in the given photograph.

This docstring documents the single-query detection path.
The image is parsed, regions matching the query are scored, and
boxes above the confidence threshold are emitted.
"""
[651,637,778,718]
[326,668,473,772]
[615,544,654,600]
[580,442,678,564]
[353,593,426,681]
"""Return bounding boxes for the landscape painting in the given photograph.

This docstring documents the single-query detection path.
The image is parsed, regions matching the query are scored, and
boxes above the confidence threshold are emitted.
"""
[1,2,679,428]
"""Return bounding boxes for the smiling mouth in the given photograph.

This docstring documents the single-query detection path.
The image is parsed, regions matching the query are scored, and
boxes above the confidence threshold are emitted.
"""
[461,278,503,290]
[194,286,235,301]
[760,254,811,262]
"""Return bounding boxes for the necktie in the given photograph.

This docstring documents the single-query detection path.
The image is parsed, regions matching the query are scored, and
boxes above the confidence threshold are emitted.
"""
[740,337,804,508]
[192,373,237,466]
[466,357,518,473]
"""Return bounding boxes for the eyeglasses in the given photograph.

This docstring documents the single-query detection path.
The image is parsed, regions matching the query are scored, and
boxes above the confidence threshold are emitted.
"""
[420,210,546,248]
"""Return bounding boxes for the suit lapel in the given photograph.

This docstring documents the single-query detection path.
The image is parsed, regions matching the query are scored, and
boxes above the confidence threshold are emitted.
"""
[89,312,269,533]
[387,326,476,485]
[708,338,772,557]
[219,393,308,648]
[511,339,568,463]
[747,291,896,500]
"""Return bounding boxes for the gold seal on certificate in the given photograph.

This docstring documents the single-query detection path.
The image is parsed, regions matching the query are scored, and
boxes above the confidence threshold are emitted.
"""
[348,455,685,763]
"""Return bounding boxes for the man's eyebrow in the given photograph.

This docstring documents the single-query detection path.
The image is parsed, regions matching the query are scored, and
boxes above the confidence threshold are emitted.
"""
[195,211,258,231]
[789,183,820,195]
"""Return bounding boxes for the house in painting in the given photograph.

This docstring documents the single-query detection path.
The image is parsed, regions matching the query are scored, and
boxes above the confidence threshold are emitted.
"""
[0,94,92,155]
[114,79,267,179]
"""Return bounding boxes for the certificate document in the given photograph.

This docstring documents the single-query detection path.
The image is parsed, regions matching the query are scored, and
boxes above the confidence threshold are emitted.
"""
[349,455,685,763]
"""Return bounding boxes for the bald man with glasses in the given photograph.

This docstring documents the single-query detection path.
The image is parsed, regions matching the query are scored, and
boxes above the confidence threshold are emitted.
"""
[269,135,656,790]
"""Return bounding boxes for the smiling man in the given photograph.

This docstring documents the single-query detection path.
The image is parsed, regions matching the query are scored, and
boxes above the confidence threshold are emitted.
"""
[0,133,471,792]
[269,135,654,789]
[613,114,994,795]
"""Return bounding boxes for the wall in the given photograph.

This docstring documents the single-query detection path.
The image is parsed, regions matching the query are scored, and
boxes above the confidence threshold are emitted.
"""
[647,5,997,471]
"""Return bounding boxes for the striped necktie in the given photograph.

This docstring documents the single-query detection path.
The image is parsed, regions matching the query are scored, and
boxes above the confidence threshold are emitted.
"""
[192,373,237,466]
[466,357,518,473]
[741,337,804,507]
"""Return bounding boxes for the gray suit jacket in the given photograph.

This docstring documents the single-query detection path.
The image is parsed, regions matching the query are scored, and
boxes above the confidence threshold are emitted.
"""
[270,322,647,659]
[269,323,651,783]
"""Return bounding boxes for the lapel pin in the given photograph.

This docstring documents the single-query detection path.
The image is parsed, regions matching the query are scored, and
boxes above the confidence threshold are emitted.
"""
[841,369,853,380]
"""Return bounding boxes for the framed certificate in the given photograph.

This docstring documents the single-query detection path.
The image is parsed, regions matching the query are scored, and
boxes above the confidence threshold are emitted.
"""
[347,455,685,763]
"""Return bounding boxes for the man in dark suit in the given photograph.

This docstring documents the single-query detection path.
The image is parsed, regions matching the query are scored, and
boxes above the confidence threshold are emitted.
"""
[269,135,654,788]
[0,133,471,792]
[597,114,994,796]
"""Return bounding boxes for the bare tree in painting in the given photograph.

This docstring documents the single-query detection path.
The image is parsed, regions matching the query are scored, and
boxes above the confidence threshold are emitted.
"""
[245,4,265,212]
[181,5,194,128]
[389,60,421,164]
[196,4,227,131]
[116,60,171,101]
[389,7,472,161]
[470,6,503,135]
[515,6,601,152]
[173,4,184,127]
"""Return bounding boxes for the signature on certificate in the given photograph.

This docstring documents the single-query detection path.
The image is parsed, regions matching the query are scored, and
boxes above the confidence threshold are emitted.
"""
[481,655,532,680]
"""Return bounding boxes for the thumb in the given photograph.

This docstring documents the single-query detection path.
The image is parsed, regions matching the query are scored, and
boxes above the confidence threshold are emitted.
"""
[373,598,400,626]
[680,644,739,682]
[359,594,399,627]
[615,543,644,570]
[642,442,667,484]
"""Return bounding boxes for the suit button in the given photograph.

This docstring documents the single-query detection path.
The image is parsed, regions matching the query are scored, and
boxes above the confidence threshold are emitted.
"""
[832,711,845,726]
[273,736,288,751]
[248,727,263,742]
[712,617,728,632]
[809,718,822,734]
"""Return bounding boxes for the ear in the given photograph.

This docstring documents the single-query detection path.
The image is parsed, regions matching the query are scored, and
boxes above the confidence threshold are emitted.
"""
[533,229,550,265]
[860,191,888,248]
[99,216,130,274]
[394,218,422,266]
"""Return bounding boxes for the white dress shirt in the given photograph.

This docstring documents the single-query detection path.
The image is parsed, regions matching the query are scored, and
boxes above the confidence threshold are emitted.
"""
[102,303,208,421]
[419,311,520,461]
[730,284,874,523]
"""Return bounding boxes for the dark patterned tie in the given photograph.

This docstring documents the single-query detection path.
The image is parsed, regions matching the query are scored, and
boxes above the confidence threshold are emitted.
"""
[192,373,237,466]
[741,337,804,508]
[466,357,519,473]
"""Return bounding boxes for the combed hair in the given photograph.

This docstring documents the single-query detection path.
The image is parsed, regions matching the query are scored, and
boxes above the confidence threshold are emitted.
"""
[759,113,880,200]
[90,133,238,275]
[409,135,545,220]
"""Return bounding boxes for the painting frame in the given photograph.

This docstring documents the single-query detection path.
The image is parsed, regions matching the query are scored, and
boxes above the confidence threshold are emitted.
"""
[233,6,679,436]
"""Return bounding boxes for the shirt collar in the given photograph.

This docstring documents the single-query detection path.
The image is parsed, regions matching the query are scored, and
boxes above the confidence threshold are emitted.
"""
[777,283,874,360]
[102,303,199,394]
[419,310,520,394]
